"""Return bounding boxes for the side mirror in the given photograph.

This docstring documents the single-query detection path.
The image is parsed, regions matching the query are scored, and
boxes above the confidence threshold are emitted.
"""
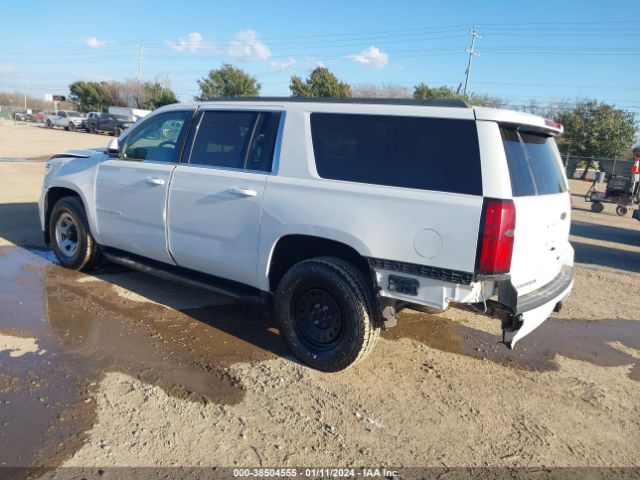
[106,137,120,156]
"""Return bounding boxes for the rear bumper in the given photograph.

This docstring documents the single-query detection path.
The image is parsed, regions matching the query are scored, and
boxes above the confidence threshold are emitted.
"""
[498,265,574,348]
[499,264,574,315]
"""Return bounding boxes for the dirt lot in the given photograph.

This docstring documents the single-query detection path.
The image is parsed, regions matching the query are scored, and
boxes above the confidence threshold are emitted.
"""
[0,120,108,160]
[0,129,638,477]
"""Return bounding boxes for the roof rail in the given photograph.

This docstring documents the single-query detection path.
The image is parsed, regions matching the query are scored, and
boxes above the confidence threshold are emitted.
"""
[200,96,470,108]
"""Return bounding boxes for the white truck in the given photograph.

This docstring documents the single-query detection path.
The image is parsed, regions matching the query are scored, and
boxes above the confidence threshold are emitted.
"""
[107,106,150,122]
[44,110,86,131]
[39,98,574,371]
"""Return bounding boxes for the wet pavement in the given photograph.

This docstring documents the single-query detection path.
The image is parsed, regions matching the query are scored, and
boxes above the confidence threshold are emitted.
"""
[0,246,285,467]
[1,245,639,469]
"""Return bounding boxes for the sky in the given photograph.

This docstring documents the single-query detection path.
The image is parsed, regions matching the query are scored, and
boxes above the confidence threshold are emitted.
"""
[0,0,638,113]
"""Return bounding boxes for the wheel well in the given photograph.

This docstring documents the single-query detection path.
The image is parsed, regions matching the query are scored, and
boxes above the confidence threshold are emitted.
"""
[268,234,372,291]
[44,187,81,244]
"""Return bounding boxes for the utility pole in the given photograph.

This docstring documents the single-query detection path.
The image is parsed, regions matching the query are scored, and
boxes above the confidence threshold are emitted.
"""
[463,26,480,98]
[137,43,143,84]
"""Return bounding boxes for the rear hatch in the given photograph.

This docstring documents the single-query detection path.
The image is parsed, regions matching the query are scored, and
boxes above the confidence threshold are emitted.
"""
[500,126,571,296]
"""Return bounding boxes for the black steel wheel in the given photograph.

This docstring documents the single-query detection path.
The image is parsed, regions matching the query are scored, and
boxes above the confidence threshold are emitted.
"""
[275,257,380,371]
[591,202,604,213]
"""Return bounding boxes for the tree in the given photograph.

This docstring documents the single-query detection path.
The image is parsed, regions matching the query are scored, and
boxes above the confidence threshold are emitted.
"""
[557,100,637,178]
[413,83,507,108]
[139,81,178,110]
[68,81,105,112]
[196,64,260,99]
[351,83,411,98]
[290,67,351,97]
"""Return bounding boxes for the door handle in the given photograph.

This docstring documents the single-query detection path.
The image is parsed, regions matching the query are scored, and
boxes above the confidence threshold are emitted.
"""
[145,177,165,186]
[230,187,257,197]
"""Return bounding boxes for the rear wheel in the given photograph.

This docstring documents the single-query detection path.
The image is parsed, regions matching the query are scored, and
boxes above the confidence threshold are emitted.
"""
[68,122,76,132]
[49,197,100,271]
[591,202,604,213]
[114,126,123,136]
[274,257,380,371]
[616,205,628,216]
[46,120,53,129]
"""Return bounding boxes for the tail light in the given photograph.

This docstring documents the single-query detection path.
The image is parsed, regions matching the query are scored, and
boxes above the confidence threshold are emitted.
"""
[476,198,516,275]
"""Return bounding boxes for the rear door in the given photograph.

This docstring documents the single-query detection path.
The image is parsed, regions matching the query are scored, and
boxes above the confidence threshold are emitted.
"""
[167,109,282,287]
[95,109,193,263]
[500,127,571,295]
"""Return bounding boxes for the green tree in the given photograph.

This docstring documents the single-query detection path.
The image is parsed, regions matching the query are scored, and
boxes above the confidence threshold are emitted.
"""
[290,67,351,97]
[413,83,507,108]
[196,64,260,99]
[558,100,637,177]
[140,81,178,110]
[68,81,105,112]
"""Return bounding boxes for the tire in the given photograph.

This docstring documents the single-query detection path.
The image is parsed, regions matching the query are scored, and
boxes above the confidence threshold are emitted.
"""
[89,124,97,134]
[616,205,628,216]
[46,120,53,129]
[114,126,123,136]
[49,196,100,271]
[68,122,76,132]
[274,257,380,371]
[591,202,604,213]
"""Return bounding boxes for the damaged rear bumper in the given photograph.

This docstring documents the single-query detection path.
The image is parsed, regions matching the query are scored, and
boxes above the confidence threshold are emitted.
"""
[499,265,574,348]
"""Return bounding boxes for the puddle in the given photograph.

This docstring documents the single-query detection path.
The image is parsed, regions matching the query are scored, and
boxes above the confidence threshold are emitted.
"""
[0,246,285,467]
[385,310,640,381]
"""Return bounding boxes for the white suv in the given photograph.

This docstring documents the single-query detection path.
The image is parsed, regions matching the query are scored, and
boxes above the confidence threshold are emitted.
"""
[39,98,574,371]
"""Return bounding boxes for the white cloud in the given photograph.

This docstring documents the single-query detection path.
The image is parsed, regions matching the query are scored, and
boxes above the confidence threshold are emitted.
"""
[228,30,271,61]
[347,46,389,69]
[270,58,296,69]
[165,32,217,53]
[86,36,107,49]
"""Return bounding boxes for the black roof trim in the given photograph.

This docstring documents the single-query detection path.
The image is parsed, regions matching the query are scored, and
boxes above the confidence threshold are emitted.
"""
[200,96,470,108]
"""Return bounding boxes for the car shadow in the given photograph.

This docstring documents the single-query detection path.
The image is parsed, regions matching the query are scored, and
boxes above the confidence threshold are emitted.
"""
[0,202,45,249]
[571,240,640,274]
[385,311,640,382]
[571,220,640,248]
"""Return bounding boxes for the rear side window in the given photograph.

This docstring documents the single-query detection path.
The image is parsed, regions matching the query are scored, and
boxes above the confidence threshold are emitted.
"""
[501,127,567,196]
[189,111,281,172]
[310,113,482,195]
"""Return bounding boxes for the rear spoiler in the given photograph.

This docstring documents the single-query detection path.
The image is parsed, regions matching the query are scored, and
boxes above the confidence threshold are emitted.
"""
[474,107,564,136]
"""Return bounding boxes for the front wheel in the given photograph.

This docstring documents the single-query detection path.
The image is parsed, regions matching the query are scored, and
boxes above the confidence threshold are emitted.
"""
[49,197,100,271]
[68,122,76,132]
[114,126,123,136]
[46,120,53,129]
[274,257,380,371]
[591,202,604,213]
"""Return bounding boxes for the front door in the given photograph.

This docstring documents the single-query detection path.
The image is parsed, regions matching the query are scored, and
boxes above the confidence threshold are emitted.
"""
[168,109,282,287]
[95,109,193,264]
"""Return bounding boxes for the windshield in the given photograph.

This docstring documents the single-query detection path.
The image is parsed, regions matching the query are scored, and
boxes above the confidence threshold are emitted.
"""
[114,115,130,121]
[500,127,567,196]
[67,111,83,117]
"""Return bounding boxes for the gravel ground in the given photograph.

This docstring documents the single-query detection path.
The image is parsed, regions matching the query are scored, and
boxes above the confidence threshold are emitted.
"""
[0,142,638,475]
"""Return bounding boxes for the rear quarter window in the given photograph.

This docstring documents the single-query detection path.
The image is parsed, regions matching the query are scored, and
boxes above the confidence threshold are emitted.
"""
[310,113,482,195]
[501,127,567,196]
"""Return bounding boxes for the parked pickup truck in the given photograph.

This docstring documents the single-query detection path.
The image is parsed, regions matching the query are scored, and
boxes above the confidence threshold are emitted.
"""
[87,113,134,136]
[39,98,574,371]
[45,110,86,131]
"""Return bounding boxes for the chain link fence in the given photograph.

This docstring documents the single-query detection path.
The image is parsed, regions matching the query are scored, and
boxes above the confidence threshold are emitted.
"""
[563,155,635,180]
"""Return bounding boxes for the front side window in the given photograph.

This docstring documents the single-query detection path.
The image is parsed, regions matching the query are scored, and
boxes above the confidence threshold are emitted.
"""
[189,111,281,172]
[123,110,191,163]
[310,113,483,195]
